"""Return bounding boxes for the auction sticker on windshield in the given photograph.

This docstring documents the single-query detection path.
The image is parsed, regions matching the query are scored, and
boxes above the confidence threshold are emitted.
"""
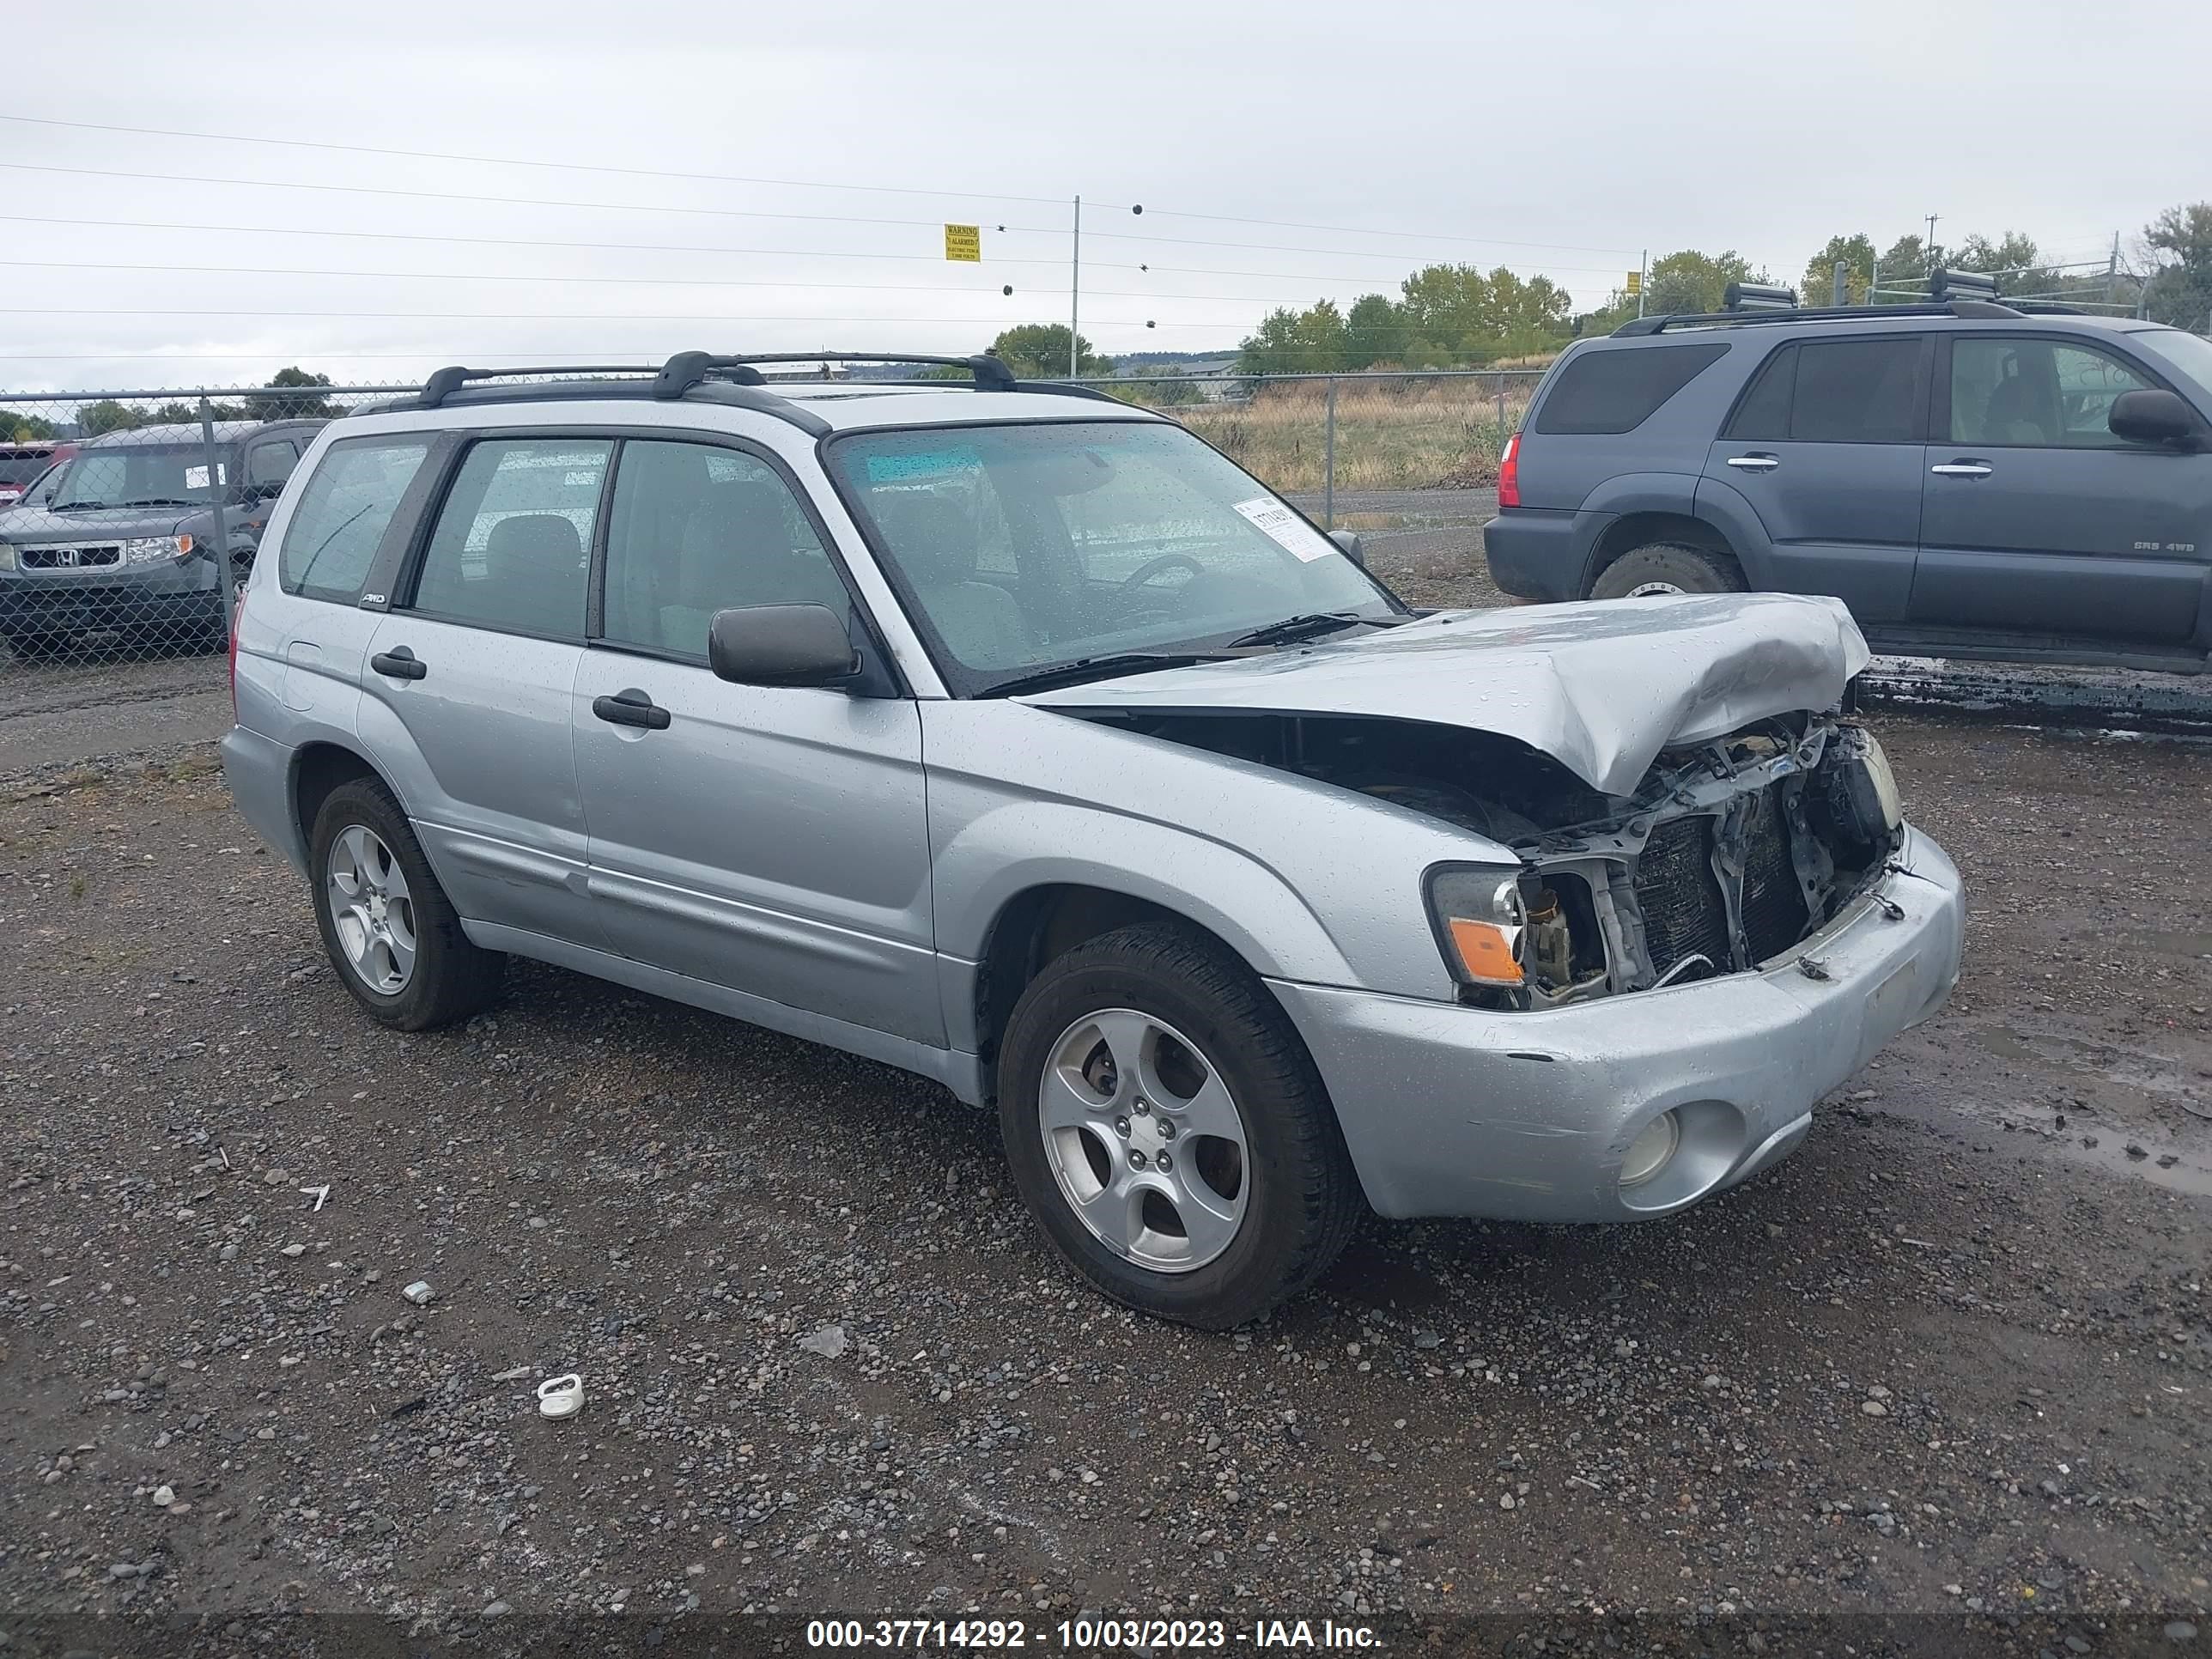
[1231,496,1335,561]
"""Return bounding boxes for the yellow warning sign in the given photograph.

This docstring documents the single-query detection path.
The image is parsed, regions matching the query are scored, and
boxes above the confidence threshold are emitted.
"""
[944,223,981,263]
[1624,270,1642,295]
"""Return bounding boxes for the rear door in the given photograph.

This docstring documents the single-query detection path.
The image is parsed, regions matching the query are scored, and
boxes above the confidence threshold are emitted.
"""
[358,434,612,945]
[572,437,938,1044]
[1698,334,1931,623]
[1911,332,2210,643]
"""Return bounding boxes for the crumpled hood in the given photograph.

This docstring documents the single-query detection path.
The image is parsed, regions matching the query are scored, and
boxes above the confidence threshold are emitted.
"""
[1028,592,1871,797]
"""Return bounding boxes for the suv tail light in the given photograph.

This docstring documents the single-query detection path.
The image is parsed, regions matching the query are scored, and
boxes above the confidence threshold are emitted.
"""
[1497,431,1522,509]
[228,589,245,719]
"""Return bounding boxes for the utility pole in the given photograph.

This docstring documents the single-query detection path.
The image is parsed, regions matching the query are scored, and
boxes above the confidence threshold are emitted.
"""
[1924,213,1940,270]
[2108,230,2120,308]
[1069,195,1082,380]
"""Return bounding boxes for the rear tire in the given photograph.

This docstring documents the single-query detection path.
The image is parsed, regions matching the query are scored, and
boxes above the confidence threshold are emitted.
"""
[1589,541,1745,599]
[997,923,1362,1329]
[309,778,503,1031]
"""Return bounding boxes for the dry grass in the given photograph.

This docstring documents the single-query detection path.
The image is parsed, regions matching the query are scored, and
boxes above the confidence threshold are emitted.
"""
[1171,377,1538,493]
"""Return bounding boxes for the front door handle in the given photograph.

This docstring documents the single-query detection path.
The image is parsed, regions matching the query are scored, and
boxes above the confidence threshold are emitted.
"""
[1930,461,1994,478]
[369,647,427,680]
[1724,454,1780,472]
[592,689,672,731]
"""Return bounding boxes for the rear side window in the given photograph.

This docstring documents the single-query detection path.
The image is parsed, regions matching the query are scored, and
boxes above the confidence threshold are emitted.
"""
[277,437,433,605]
[408,438,612,637]
[1784,337,1926,443]
[1534,343,1729,434]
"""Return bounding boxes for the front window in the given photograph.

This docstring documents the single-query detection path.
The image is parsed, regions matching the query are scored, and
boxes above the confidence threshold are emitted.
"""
[825,421,1398,691]
[52,442,239,510]
[1950,337,2156,447]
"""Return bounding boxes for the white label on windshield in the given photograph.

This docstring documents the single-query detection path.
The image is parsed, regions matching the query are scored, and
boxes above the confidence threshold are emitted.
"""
[1232,496,1336,562]
[184,463,228,489]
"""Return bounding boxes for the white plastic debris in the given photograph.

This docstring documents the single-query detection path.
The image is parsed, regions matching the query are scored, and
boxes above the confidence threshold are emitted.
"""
[537,1373,585,1420]
[491,1364,532,1383]
[798,1324,849,1359]
[401,1281,434,1306]
[299,1184,331,1212]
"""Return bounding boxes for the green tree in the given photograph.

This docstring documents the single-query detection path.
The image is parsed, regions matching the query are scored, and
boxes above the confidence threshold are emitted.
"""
[1799,234,1877,305]
[79,399,147,437]
[247,366,338,421]
[1238,300,1351,374]
[2140,203,2212,330]
[1642,249,1764,317]
[1344,293,1403,369]
[0,408,58,441]
[987,325,1111,380]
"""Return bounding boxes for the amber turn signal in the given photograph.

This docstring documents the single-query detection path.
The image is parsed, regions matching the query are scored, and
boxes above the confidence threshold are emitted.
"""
[1447,917,1524,986]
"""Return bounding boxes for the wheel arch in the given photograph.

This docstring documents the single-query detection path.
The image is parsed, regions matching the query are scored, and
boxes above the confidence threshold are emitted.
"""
[969,883,1289,1108]
[1584,510,1742,594]
[291,740,395,854]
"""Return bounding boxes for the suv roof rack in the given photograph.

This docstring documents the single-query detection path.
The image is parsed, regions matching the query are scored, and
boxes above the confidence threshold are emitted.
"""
[384,351,1133,431]
[1614,298,2028,336]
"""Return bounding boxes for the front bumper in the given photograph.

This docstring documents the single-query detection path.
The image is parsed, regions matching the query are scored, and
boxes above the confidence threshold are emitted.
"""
[0,560,224,636]
[1269,825,1964,1222]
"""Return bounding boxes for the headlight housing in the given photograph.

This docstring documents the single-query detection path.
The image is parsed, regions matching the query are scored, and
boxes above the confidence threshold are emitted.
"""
[0,542,15,573]
[1425,862,1530,988]
[119,534,193,565]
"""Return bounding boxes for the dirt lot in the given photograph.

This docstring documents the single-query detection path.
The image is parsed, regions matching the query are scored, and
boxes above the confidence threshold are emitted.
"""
[0,534,2208,1656]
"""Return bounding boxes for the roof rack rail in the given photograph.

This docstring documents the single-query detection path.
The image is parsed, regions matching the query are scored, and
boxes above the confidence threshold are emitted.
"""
[1614,298,2027,336]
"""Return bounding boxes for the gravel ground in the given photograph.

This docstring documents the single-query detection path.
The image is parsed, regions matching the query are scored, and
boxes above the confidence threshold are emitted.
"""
[0,529,2208,1656]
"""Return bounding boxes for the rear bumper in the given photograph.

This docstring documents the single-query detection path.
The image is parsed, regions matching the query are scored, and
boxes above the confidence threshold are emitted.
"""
[1269,827,1965,1222]
[1480,507,1608,601]
[220,724,308,874]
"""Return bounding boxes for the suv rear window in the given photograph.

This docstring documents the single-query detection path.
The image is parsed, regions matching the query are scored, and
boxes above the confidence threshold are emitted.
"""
[1727,337,1929,444]
[1533,343,1729,435]
[278,437,433,605]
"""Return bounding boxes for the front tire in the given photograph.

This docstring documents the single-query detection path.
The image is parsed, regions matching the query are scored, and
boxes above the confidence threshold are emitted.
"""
[997,924,1361,1329]
[1589,541,1745,599]
[309,778,502,1030]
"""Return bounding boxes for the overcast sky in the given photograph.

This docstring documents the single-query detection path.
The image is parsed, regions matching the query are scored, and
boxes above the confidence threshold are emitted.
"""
[1,0,2204,392]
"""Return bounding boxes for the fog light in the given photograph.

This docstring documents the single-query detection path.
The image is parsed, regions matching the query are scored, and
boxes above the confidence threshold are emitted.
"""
[1620,1110,1680,1188]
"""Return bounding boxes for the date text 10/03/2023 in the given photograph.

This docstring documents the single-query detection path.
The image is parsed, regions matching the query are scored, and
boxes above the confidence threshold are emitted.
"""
[805,1618,1381,1650]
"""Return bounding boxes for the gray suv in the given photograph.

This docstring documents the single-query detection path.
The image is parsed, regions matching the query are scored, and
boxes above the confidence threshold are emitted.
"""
[222,353,1964,1327]
[0,420,321,654]
[1484,295,2212,672]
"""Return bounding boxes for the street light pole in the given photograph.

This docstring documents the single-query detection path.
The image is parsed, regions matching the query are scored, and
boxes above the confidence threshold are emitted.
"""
[1069,194,1082,379]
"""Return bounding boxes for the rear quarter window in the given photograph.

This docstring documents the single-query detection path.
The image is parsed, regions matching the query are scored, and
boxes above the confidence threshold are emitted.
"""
[1533,343,1731,435]
[276,436,434,605]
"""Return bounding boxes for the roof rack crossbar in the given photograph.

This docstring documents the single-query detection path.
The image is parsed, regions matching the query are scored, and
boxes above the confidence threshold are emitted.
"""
[653,351,1018,398]
[1615,299,2029,336]
[416,363,658,408]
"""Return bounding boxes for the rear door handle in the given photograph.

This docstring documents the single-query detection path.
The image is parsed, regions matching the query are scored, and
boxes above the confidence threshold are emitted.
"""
[1930,462,1993,478]
[1724,454,1780,472]
[369,647,427,680]
[592,689,672,731]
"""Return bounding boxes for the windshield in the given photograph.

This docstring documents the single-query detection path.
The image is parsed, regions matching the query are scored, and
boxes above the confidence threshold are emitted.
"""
[2130,328,2212,398]
[52,443,235,510]
[825,420,1399,692]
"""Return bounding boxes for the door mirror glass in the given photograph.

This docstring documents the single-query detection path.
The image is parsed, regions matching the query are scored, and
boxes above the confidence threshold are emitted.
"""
[708,603,859,687]
[2108,387,2198,447]
[1328,529,1366,567]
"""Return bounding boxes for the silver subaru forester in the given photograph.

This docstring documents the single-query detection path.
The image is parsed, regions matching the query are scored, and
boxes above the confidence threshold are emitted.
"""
[221,353,1965,1328]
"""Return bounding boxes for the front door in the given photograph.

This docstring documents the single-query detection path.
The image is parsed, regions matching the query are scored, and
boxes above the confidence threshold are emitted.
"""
[358,434,612,944]
[572,438,939,1045]
[1912,332,2210,644]
[1698,335,1932,623]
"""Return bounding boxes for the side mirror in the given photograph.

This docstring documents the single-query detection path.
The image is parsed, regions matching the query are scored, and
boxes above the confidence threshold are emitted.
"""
[1328,529,1366,568]
[2108,387,2201,447]
[708,603,859,688]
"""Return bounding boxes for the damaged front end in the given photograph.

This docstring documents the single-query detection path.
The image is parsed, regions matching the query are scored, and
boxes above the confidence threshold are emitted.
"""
[1423,717,1904,1009]
[1064,707,1905,1011]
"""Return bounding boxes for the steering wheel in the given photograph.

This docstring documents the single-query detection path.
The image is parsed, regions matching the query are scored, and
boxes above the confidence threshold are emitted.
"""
[1120,552,1204,592]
